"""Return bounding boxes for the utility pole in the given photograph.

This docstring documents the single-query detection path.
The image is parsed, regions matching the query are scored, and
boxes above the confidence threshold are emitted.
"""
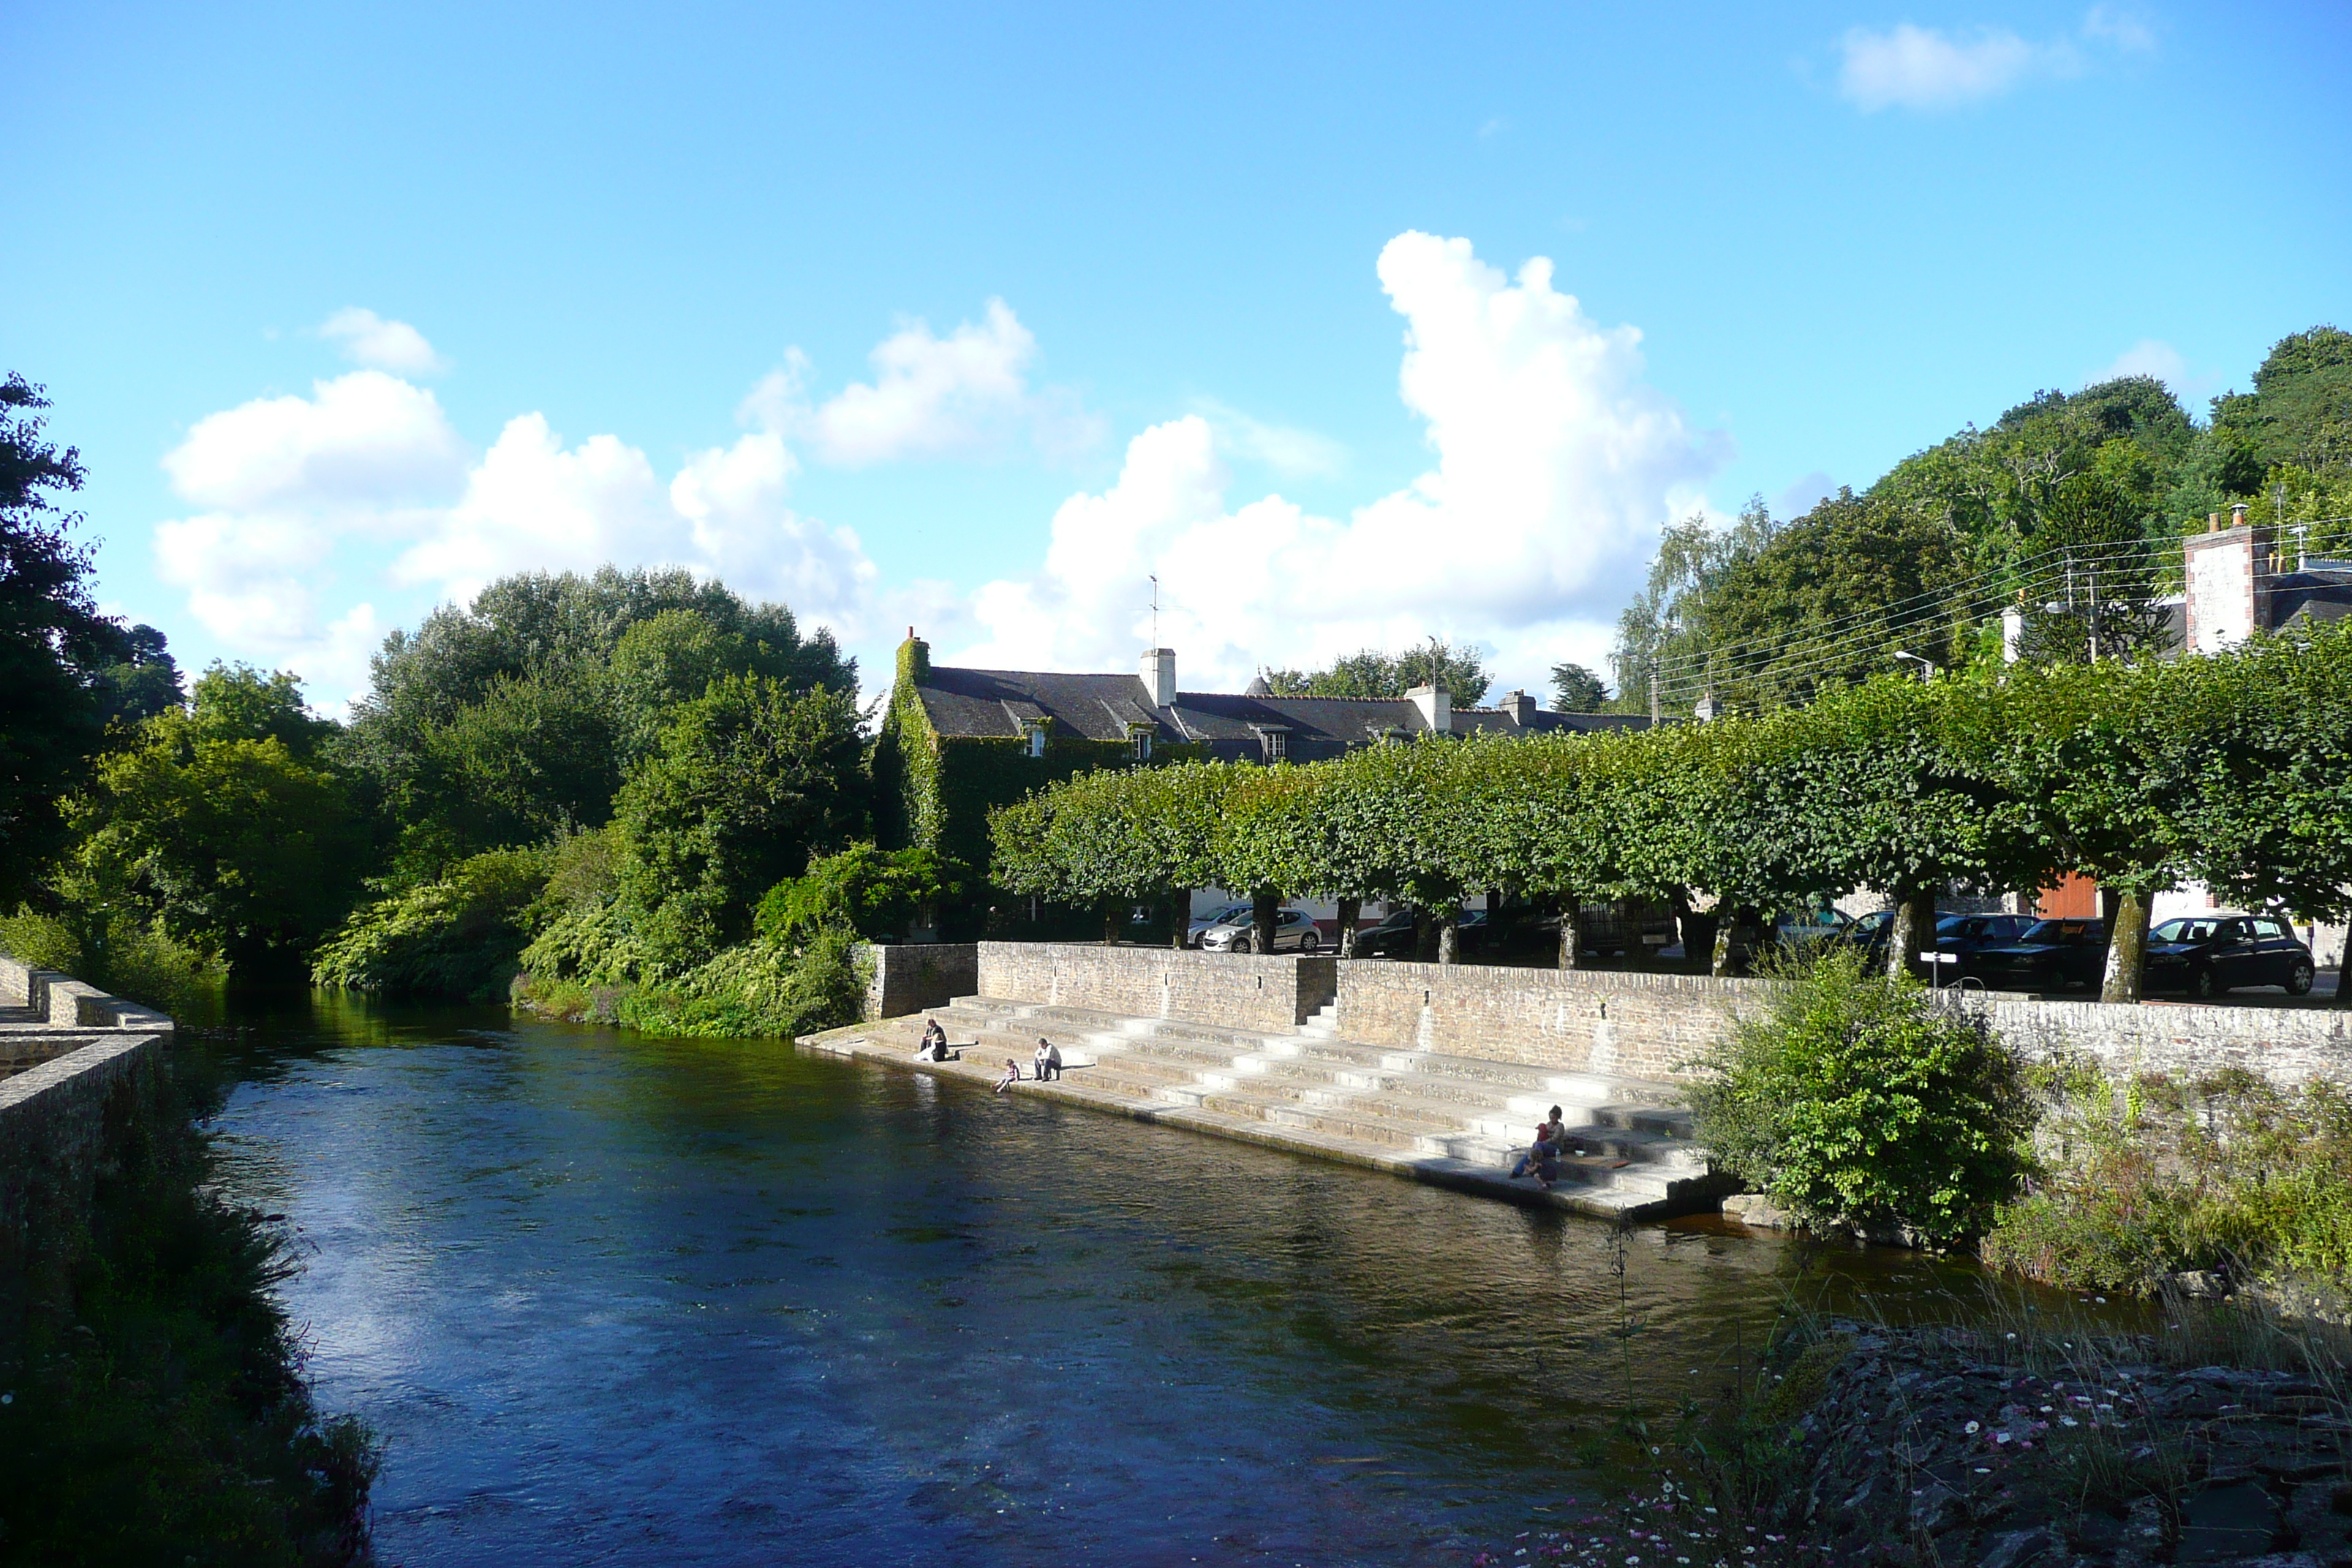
[2087,568,2099,663]
[1148,574,1158,647]
[1649,655,1660,725]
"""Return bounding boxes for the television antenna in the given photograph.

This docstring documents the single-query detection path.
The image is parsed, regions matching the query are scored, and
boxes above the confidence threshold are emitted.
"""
[1149,575,1158,647]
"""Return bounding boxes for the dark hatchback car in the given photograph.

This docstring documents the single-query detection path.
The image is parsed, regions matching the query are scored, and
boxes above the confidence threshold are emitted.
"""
[2144,913,2316,998]
[1965,918,2110,991]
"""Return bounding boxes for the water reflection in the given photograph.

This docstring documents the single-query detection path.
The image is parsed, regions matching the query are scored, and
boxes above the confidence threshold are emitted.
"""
[208,996,2043,1567]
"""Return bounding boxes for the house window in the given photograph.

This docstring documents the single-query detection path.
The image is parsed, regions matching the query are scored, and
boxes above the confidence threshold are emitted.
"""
[1132,729,1153,762]
[1259,728,1287,761]
[1025,724,1047,758]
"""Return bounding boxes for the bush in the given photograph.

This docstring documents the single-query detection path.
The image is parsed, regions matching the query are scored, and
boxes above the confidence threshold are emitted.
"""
[755,843,965,947]
[310,846,551,1000]
[1983,1067,2352,1292]
[0,905,222,1019]
[0,1047,377,1561]
[1689,949,2035,1245]
[613,925,870,1039]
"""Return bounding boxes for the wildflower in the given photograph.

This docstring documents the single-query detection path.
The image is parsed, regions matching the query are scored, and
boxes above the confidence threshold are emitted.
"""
[1964,1420,1980,1434]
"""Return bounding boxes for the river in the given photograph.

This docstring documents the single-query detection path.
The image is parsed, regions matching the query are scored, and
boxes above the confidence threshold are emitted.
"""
[205,995,2002,1567]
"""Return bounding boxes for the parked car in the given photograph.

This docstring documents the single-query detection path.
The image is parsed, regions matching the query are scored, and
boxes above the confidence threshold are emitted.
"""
[1353,906,1494,960]
[1964,918,2109,991]
[1199,907,1322,954]
[1929,913,2039,978]
[1772,905,1853,954]
[1836,908,1896,966]
[1185,903,1253,948]
[2144,913,2316,998]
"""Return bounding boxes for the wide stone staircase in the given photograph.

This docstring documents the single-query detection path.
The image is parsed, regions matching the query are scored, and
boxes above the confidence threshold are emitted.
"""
[815,993,1730,1220]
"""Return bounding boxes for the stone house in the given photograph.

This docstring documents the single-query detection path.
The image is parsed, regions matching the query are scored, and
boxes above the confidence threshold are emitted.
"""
[870,633,1644,897]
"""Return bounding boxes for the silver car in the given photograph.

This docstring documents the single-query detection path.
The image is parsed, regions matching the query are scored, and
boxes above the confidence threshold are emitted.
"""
[1185,903,1253,947]
[1199,908,1322,954]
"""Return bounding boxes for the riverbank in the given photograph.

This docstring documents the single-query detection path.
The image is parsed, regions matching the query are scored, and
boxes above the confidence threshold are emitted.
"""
[0,958,377,1564]
[1610,1299,2350,1568]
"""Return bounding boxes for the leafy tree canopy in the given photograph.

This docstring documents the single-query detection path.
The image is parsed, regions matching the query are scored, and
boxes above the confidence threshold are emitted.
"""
[1548,662,1607,713]
[1263,639,1491,705]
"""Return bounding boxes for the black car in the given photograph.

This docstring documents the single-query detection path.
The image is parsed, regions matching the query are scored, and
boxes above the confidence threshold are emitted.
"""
[1933,913,2037,965]
[1965,918,2109,991]
[1354,907,1490,959]
[2144,913,2317,998]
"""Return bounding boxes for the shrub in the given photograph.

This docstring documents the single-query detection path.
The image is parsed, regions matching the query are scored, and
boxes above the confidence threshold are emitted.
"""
[310,845,551,999]
[755,843,966,947]
[0,905,222,1019]
[1983,1067,2352,1292]
[1689,949,2035,1245]
[615,924,869,1039]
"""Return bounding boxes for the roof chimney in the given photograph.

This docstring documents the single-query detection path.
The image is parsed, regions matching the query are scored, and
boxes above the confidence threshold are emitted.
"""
[2231,502,2250,529]
[2208,512,2223,534]
[1503,689,1536,725]
[1142,647,1177,709]
[1406,683,1451,734]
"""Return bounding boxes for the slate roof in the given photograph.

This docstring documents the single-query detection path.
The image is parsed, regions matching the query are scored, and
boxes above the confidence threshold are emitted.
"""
[914,664,1648,761]
[2268,564,2352,630]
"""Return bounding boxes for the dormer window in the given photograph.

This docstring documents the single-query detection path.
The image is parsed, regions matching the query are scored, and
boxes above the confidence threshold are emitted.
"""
[1131,727,1153,762]
[1025,723,1047,758]
[1256,726,1289,762]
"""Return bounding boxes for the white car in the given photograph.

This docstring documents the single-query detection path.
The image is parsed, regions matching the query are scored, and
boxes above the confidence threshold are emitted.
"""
[1199,908,1321,954]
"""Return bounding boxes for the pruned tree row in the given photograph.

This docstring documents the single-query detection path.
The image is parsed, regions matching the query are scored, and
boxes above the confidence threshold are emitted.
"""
[988,622,2352,1005]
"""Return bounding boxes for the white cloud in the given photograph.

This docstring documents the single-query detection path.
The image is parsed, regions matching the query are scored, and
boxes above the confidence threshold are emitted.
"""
[162,371,467,512]
[2081,4,2155,52]
[951,232,1725,695]
[1836,10,2154,111]
[319,307,450,376]
[153,372,469,688]
[747,300,1101,466]
[1191,399,1347,479]
[2089,338,2186,389]
[1838,23,2050,110]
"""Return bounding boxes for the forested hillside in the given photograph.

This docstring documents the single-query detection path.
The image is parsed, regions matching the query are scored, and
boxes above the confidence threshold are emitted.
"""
[1612,325,2352,714]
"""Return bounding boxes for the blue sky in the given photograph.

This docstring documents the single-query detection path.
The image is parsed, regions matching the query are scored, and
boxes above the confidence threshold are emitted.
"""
[7,1,2347,708]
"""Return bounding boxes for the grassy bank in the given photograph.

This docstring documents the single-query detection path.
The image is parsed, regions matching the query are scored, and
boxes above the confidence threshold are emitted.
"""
[0,1039,377,1564]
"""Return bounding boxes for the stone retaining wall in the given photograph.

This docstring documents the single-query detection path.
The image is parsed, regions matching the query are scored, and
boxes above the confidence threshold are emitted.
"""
[1335,962,1756,1080]
[962,943,2352,1088]
[976,943,1338,1034]
[0,954,175,1332]
[1335,960,2352,1085]
[862,943,979,1022]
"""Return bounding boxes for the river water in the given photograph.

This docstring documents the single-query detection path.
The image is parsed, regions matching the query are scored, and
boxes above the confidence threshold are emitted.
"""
[206,995,2000,1567]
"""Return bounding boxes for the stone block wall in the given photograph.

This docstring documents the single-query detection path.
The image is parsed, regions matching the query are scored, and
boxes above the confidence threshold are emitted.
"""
[862,943,980,1022]
[0,954,174,1335]
[1335,961,2352,1087]
[976,943,1338,1033]
[1335,962,1760,1080]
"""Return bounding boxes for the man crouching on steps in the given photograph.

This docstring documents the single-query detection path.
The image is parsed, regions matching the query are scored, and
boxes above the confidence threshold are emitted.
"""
[1032,1037,1063,1081]
[1509,1106,1568,1189]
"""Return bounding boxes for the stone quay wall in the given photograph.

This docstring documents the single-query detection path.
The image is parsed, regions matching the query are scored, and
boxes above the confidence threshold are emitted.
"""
[976,943,1338,1034]
[0,954,176,1330]
[960,943,2352,1089]
[861,942,981,1022]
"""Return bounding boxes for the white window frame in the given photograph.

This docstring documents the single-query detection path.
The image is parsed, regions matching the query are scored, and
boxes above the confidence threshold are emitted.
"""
[1025,723,1047,758]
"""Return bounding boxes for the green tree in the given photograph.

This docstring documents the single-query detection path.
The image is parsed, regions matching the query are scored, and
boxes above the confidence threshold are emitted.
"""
[1548,662,1608,713]
[1262,639,1492,705]
[72,696,362,976]
[612,673,865,974]
[0,374,137,903]
[756,843,969,948]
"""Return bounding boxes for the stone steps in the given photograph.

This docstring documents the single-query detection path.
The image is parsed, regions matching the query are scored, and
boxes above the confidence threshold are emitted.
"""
[876,995,1730,1219]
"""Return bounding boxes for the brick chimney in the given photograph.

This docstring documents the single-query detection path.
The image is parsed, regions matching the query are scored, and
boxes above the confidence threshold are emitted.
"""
[1141,647,1177,708]
[2185,511,2274,652]
[1501,689,1537,725]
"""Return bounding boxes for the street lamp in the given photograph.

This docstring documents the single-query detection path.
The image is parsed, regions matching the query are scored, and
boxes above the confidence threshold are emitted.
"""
[1892,649,1940,680]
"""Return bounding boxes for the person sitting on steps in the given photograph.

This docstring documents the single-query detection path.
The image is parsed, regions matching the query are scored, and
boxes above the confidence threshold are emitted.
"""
[1509,1105,1569,1188]
[994,1058,1021,1093]
[1032,1037,1063,1082]
[916,1018,953,1061]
